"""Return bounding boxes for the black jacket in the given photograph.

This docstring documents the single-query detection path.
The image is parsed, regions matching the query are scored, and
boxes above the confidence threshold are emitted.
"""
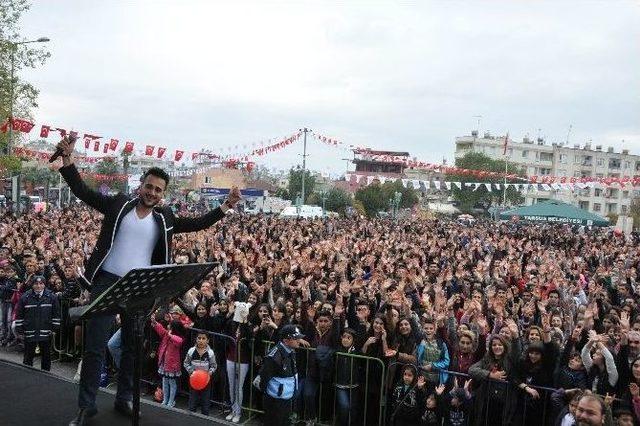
[14,289,61,342]
[59,164,225,289]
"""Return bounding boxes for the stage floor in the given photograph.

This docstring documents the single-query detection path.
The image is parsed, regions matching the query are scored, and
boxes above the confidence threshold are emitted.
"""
[0,360,228,426]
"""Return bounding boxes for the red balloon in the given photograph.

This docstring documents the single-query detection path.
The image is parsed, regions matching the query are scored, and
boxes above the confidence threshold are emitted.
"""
[190,370,210,390]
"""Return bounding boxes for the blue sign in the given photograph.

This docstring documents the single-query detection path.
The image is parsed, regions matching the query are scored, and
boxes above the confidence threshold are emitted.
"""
[200,187,265,197]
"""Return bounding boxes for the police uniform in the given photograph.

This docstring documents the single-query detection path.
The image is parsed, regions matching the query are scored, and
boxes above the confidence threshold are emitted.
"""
[257,324,303,426]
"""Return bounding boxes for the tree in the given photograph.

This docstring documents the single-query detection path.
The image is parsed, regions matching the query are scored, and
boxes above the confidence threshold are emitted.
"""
[325,187,352,215]
[355,184,386,217]
[20,165,56,192]
[446,152,525,213]
[0,0,51,173]
[287,167,316,204]
[380,179,419,209]
[92,158,125,192]
[273,187,289,200]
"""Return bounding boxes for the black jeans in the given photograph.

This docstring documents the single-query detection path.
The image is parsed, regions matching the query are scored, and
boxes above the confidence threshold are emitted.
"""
[188,383,211,415]
[78,271,135,410]
[23,340,51,371]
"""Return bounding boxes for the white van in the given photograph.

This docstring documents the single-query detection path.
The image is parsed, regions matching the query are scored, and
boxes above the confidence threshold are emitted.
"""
[280,205,324,219]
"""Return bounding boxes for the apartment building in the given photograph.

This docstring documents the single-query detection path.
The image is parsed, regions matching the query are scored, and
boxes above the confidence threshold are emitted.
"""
[454,131,640,216]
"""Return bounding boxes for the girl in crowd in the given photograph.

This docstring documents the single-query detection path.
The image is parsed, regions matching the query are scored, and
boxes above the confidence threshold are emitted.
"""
[151,318,186,408]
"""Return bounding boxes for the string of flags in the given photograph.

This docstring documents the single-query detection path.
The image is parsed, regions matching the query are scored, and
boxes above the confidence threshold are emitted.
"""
[4,116,639,187]
[315,132,640,186]
[1,117,302,164]
[345,173,640,190]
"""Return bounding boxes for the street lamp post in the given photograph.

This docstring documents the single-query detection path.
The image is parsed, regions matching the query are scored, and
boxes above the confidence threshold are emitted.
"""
[394,191,402,219]
[4,37,50,155]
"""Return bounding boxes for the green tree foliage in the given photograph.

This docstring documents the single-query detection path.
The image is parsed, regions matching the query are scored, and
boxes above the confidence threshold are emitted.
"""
[380,179,419,209]
[287,167,316,203]
[94,158,125,192]
[20,165,56,187]
[446,152,525,213]
[354,184,386,217]
[0,0,51,162]
[273,187,289,200]
[325,187,352,215]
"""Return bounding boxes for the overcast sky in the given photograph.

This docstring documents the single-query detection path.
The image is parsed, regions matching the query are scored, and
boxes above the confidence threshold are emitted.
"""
[18,1,640,175]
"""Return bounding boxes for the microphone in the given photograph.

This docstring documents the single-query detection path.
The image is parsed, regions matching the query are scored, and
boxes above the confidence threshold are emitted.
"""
[49,134,77,163]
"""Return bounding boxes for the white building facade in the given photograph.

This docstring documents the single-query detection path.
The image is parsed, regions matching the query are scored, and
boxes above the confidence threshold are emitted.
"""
[454,132,640,216]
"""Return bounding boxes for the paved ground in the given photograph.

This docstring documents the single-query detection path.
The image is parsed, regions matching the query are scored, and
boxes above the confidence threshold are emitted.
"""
[0,345,262,425]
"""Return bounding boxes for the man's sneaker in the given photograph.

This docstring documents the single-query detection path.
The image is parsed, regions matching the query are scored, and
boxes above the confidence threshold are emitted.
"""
[225,412,235,421]
[231,414,241,423]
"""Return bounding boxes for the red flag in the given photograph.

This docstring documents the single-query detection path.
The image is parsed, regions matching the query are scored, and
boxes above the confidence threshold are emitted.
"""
[192,152,199,160]
[503,132,509,156]
[124,141,134,153]
[69,130,78,140]
[174,150,184,162]
[157,147,166,158]
[84,137,91,149]
[54,128,67,137]
[40,125,50,138]
[145,145,154,156]
[11,118,35,133]
[0,119,8,133]
[109,139,119,151]
[93,141,100,151]
[103,143,109,153]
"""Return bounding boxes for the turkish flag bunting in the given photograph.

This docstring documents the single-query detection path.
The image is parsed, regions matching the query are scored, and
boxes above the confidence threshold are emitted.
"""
[157,147,166,158]
[11,118,35,133]
[93,141,100,151]
[124,141,134,153]
[174,150,184,162]
[192,152,199,160]
[40,125,50,138]
[84,137,91,149]
[145,145,154,156]
[69,131,78,140]
[103,143,109,153]
[109,139,119,151]
[54,128,67,137]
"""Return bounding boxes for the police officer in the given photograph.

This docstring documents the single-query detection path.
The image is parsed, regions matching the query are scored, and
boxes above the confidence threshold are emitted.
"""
[257,324,304,426]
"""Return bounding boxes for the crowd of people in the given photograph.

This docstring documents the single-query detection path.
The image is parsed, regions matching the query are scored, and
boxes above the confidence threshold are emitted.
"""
[2,201,640,426]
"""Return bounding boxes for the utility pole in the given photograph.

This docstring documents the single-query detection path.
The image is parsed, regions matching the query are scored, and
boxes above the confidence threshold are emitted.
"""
[299,128,310,213]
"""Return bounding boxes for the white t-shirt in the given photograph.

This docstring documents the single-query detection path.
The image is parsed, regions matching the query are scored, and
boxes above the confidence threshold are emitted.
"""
[101,208,160,277]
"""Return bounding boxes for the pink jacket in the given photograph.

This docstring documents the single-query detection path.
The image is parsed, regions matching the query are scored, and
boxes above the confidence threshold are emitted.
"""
[153,322,184,374]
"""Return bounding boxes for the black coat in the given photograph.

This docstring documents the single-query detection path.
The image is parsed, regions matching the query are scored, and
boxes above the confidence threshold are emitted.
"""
[60,163,225,289]
[14,289,61,342]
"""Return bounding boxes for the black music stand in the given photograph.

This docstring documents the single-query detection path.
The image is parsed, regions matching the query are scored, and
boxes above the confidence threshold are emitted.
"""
[69,263,216,426]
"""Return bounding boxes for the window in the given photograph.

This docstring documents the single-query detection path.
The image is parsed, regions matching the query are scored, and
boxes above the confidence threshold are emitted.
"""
[594,188,603,197]
[622,205,628,214]
[522,150,529,158]
[559,154,568,164]
[593,203,601,212]
[625,161,631,169]
[540,152,554,162]
[579,201,589,210]
[204,176,212,184]
[607,203,618,214]
[597,158,605,167]
[623,191,629,199]
[609,158,621,169]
